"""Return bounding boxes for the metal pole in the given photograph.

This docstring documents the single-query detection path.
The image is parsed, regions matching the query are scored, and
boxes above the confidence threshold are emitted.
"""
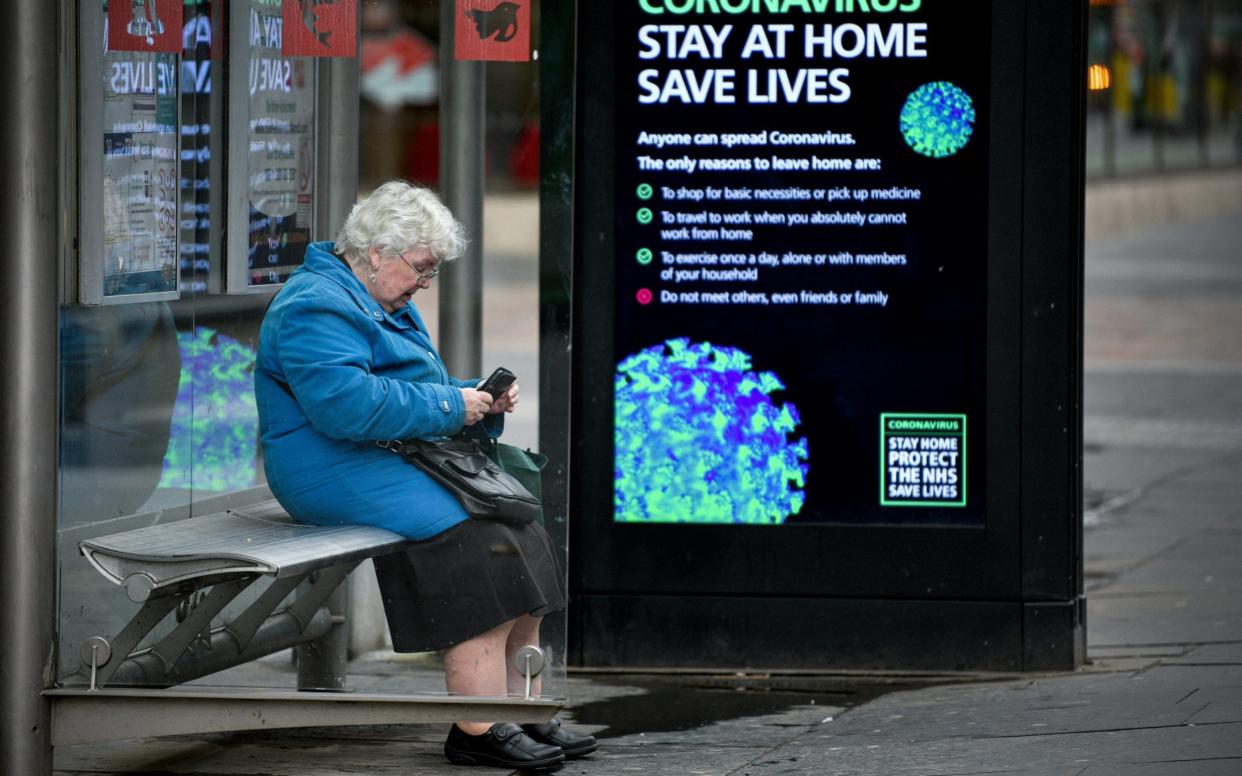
[296,585,351,690]
[1103,4,1117,177]
[318,48,360,244]
[1152,1,1166,171]
[1196,0,1210,168]
[438,1,486,378]
[0,0,61,772]
[538,0,577,667]
[299,46,362,690]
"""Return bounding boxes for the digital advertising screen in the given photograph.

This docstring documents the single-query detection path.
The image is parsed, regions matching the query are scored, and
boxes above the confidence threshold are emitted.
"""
[610,0,990,527]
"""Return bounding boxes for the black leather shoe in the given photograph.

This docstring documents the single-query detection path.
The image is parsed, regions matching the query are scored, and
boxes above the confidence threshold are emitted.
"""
[444,723,565,769]
[522,717,599,759]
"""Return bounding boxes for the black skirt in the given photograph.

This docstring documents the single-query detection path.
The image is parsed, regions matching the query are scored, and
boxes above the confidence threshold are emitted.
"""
[372,518,567,652]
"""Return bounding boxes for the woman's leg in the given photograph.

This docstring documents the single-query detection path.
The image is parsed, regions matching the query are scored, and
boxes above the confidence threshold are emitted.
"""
[505,613,543,697]
[445,618,516,735]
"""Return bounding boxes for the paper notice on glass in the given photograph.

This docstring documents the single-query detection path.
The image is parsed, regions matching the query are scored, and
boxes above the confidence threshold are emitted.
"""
[247,0,317,287]
[100,49,179,298]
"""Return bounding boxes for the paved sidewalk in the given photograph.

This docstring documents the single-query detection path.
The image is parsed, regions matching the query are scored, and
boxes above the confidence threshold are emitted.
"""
[55,213,1242,775]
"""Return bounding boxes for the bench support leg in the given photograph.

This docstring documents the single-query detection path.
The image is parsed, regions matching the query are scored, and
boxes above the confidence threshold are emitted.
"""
[293,564,358,691]
[224,574,307,652]
[89,562,365,690]
[146,577,258,675]
[297,582,350,691]
[91,594,184,688]
[108,605,335,688]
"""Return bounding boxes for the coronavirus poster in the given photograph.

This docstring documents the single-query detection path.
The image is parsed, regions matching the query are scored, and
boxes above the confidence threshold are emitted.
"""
[611,0,988,526]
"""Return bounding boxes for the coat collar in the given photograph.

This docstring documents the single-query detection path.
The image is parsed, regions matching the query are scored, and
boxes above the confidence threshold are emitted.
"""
[299,241,422,329]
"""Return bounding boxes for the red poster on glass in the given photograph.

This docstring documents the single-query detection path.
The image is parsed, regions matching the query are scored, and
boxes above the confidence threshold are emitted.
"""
[107,0,183,54]
[455,0,531,62]
[283,0,358,58]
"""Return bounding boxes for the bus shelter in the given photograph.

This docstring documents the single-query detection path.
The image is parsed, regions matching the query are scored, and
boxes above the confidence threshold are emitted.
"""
[1,1,576,772]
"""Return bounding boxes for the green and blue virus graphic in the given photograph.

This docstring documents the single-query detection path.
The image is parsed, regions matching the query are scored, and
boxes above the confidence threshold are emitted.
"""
[614,338,809,524]
[900,81,976,158]
[159,327,259,492]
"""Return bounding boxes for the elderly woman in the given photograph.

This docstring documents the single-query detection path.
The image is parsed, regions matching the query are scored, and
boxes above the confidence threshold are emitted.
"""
[255,181,593,769]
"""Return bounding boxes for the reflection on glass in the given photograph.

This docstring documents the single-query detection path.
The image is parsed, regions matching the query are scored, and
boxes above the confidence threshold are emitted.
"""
[58,303,182,682]
[1206,5,1242,165]
[158,327,260,493]
[61,304,182,521]
[101,48,179,297]
[179,0,216,296]
[247,0,316,288]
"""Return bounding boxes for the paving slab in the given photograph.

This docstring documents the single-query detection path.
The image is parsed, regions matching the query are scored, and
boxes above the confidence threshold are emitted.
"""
[1089,368,1242,412]
[741,669,1242,776]
[590,703,838,776]
[1084,211,1242,262]
[1081,446,1218,500]
[748,723,1242,776]
[1084,521,1195,583]
[1089,590,1242,646]
[1086,643,1187,660]
[1162,643,1242,665]
[1096,534,1241,596]
[1083,496,1237,593]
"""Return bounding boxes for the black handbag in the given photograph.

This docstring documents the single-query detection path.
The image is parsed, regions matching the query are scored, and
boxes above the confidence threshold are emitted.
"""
[393,436,541,525]
[487,441,548,524]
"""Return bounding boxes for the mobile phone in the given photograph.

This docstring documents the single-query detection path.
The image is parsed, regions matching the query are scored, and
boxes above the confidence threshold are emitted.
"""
[478,367,517,400]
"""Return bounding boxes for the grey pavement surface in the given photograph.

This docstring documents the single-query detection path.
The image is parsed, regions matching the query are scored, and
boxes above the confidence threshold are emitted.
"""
[54,211,1242,774]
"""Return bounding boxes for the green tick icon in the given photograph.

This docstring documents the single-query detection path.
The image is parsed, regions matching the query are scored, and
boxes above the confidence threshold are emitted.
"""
[636,247,653,265]
[636,208,653,225]
[637,183,654,200]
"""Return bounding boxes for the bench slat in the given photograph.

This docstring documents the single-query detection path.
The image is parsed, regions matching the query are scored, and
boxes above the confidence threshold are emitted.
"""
[80,500,407,595]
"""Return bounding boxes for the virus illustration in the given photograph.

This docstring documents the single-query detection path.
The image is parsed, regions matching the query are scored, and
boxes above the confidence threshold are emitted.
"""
[614,338,809,524]
[159,327,259,492]
[900,81,976,158]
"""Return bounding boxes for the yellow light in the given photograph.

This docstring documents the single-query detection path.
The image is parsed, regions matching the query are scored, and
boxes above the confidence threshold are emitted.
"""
[1088,64,1112,91]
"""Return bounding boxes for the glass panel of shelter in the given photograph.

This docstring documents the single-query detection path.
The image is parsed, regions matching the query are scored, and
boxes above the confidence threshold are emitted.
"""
[58,0,564,705]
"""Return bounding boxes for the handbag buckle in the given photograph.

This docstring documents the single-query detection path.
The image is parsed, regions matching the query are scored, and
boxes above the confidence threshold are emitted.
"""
[375,439,404,453]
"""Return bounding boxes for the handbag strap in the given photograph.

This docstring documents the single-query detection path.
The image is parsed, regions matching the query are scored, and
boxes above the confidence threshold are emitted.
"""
[375,429,496,454]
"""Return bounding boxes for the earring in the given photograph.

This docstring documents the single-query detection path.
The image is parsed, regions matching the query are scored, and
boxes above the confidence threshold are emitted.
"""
[367,272,377,283]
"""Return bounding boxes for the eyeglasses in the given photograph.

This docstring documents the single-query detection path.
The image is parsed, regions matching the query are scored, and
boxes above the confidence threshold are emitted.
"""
[398,251,441,283]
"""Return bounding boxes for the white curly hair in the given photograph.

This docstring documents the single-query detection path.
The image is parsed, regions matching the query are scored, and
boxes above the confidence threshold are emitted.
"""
[335,180,467,270]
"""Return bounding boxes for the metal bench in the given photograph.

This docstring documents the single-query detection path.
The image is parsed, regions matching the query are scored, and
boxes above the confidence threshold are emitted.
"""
[76,498,408,690]
[52,490,560,747]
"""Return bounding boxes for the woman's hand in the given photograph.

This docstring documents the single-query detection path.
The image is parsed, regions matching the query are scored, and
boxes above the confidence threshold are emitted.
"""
[459,388,493,425]
[488,382,520,414]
